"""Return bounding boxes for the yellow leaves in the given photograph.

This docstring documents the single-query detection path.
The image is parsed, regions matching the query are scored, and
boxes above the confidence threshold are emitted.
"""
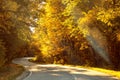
[62,16,74,28]
[97,8,115,26]
[41,45,49,53]
[35,0,92,62]
[62,0,80,16]
[45,3,53,16]
[34,1,65,60]
[62,0,70,5]
[45,0,62,16]
[80,42,88,50]
[97,7,120,27]
[32,56,37,61]
[18,17,23,21]
[77,17,90,37]
[3,0,19,11]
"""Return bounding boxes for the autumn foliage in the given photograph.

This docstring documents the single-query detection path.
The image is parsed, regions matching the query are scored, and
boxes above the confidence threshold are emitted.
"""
[0,0,120,71]
[32,0,120,70]
[0,0,36,67]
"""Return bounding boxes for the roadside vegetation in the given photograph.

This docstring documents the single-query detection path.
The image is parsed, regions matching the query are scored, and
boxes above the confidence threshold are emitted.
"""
[0,63,24,80]
[75,65,120,79]
[0,0,34,79]
[32,0,120,71]
[0,0,120,79]
[89,67,120,79]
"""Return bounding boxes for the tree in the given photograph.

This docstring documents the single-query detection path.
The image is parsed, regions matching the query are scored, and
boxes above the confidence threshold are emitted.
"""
[0,0,41,65]
[27,0,120,70]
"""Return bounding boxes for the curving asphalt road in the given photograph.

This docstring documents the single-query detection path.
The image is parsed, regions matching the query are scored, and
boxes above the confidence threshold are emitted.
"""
[13,57,119,80]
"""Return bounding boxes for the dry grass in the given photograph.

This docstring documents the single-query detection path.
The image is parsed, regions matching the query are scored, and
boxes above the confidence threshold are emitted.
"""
[0,63,24,80]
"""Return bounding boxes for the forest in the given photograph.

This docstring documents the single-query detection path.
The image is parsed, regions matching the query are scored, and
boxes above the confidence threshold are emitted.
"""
[0,0,120,71]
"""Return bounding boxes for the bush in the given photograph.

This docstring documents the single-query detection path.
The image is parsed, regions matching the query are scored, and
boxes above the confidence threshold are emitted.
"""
[0,41,6,68]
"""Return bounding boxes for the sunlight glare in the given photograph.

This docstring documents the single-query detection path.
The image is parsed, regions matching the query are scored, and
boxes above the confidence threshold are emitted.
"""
[30,27,35,33]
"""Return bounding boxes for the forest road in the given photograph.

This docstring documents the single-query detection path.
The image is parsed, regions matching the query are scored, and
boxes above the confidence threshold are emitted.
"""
[13,57,119,80]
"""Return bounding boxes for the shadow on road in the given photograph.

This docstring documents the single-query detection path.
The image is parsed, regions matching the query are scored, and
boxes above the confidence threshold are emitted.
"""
[13,57,119,80]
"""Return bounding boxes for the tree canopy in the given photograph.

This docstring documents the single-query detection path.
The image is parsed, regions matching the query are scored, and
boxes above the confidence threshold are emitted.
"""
[0,0,120,70]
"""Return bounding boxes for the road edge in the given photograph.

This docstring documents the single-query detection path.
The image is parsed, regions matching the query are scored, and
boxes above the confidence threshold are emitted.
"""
[16,70,30,80]
[12,59,32,80]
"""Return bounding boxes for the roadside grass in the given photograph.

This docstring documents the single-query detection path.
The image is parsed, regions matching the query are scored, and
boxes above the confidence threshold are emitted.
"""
[67,65,120,79]
[87,67,120,79]
[0,63,24,80]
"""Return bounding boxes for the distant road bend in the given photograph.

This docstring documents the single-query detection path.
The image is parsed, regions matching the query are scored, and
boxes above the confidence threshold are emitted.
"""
[13,57,118,80]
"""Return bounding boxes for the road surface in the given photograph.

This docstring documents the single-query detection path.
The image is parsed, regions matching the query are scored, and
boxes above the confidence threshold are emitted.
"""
[13,57,118,80]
